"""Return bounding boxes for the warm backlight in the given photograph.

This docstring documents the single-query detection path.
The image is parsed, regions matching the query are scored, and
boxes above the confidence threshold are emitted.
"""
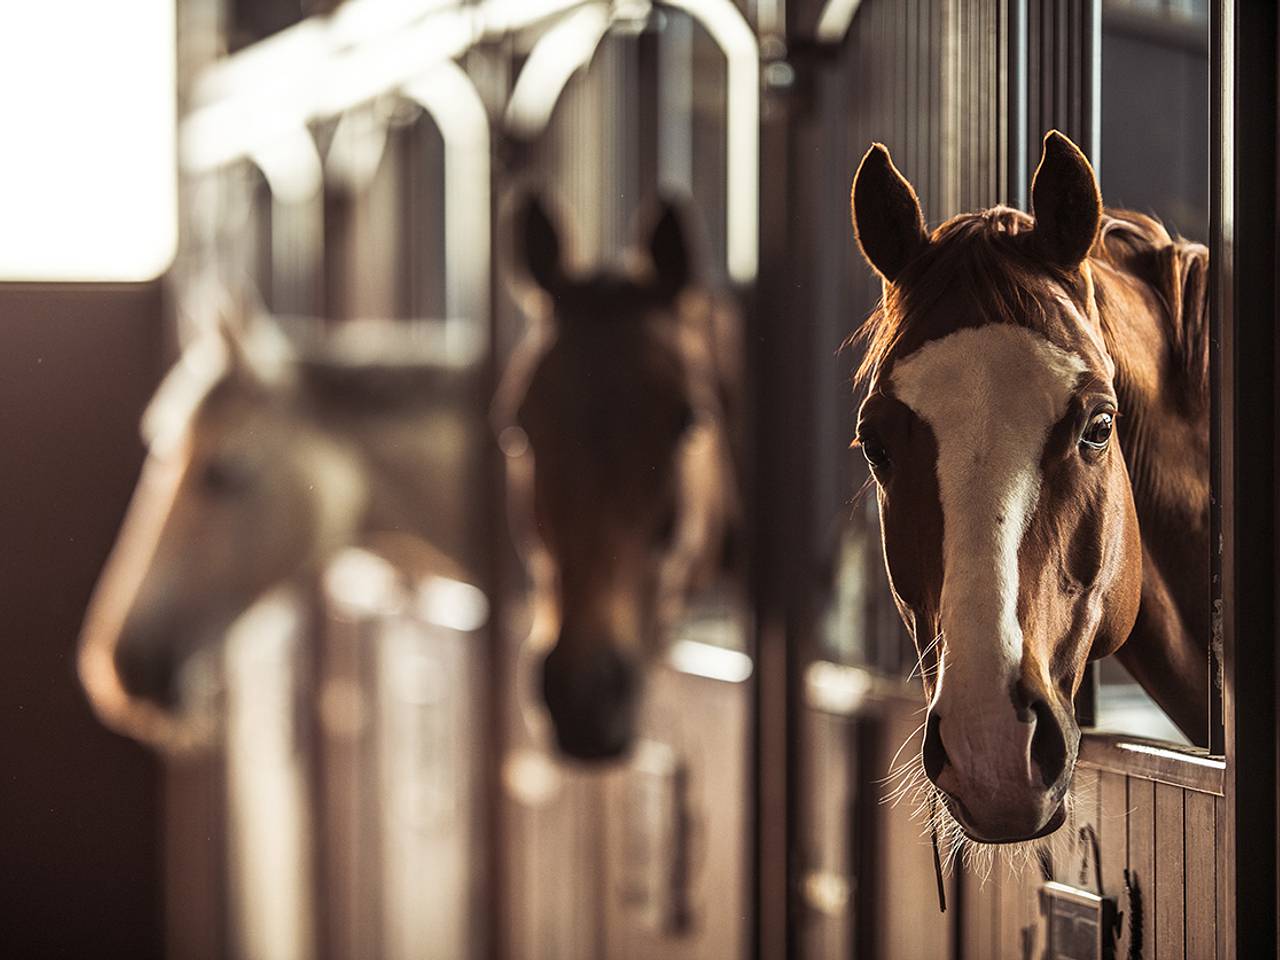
[0,1,176,281]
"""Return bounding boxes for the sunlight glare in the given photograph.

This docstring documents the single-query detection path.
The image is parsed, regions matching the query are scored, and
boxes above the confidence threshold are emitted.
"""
[0,1,176,280]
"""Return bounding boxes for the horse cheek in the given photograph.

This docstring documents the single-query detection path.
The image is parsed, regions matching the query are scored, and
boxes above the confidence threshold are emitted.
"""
[1090,477,1143,660]
[878,491,942,639]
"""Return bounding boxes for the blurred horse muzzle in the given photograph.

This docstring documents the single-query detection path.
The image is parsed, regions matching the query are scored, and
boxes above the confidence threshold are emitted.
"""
[112,615,184,711]
[540,643,639,761]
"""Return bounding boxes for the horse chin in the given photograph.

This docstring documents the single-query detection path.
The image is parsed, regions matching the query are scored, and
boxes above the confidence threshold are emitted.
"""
[943,794,1068,845]
[95,641,225,754]
[552,728,635,765]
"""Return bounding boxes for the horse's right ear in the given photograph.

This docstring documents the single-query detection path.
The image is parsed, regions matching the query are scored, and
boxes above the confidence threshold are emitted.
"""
[513,193,565,295]
[644,200,695,300]
[1029,131,1102,268]
[850,143,928,283]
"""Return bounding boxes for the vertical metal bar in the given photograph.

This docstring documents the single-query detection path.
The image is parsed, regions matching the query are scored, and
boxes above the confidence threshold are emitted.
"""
[1216,0,1278,956]
[1055,0,1066,135]
[1008,0,1027,209]
[1208,0,1229,763]
[941,0,958,217]
[1082,0,1101,171]
[636,22,660,204]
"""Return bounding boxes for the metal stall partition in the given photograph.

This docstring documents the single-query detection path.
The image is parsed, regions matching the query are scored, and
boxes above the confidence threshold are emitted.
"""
[492,3,759,957]
[169,7,497,958]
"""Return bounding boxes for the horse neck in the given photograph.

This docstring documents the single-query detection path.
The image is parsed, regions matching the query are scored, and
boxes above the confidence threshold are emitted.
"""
[337,410,474,580]
[679,295,745,577]
[1092,260,1212,740]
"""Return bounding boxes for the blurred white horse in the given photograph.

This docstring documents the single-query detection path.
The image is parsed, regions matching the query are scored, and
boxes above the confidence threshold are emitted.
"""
[78,293,474,748]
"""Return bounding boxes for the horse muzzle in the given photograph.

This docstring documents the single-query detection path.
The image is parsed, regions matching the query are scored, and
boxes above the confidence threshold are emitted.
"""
[540,643,640,762]
[922,696,1079,843]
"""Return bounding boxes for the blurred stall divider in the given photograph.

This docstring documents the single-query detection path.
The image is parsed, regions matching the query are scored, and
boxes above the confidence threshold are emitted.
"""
[211,546,490,960]
[224,589,316,960]
[321,547,490,960]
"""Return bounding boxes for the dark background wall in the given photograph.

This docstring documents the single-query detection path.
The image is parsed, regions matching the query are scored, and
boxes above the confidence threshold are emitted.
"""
[0,285,165,958]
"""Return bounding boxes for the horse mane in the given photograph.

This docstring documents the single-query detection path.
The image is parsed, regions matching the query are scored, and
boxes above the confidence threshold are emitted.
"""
[851,206,1210,411]
[1093,211,1211,410]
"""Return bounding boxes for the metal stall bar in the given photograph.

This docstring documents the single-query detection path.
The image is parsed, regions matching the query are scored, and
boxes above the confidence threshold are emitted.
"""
[250,131,326,316]
[210,131,323,960]
[1212,0,1278,956]
[1008,0,1029,210]
[401,62,493,361]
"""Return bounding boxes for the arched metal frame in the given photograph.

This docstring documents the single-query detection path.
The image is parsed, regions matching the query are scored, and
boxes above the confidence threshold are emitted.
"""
[504,0,759,285]
[181,12,491,347]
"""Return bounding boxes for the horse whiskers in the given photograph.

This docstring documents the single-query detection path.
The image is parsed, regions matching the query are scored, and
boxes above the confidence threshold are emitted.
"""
[908,630,945,684]
[875,720,928,786]
[881,749,1087,885]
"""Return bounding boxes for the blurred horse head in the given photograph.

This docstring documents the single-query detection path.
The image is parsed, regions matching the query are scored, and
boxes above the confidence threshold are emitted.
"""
[496,195,741,761]
[78,297,469,748]
[849,131,1209,847]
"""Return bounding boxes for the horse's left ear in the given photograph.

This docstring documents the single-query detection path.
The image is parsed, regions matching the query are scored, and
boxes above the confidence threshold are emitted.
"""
[644,200,694,300]
[178,278,258,376]
[512,192,567,295]
[1030,130,1102,268]
[851,143,928,283]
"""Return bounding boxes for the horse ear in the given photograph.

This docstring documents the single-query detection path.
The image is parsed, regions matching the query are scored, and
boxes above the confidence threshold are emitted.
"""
[214,297,253,374]
[850,143,928,283]
[211,285,293,385]
[644,200,694,299]
[513,193,565,295]
[1030,130,1102,268]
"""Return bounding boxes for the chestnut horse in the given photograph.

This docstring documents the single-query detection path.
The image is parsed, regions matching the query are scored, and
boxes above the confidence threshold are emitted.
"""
[850,131,1209,846]
[495,195,741,760]
[78,302,472,747]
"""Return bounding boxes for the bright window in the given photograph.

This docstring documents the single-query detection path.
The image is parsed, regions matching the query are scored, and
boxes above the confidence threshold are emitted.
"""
[0,1,176,281]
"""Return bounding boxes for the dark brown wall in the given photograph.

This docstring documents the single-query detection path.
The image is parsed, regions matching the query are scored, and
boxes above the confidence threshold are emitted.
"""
[0,284,165,959]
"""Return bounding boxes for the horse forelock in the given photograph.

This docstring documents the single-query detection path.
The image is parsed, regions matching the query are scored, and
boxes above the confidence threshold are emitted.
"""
[518,280,727,446]
[852,205,1098,389]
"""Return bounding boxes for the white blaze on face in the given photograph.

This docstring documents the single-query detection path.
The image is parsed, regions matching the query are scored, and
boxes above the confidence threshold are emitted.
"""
[890,324,1087,699]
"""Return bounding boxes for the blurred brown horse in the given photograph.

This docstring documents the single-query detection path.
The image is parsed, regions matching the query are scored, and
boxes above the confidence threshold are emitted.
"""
[850,131,1209,846]
[496,196,742,760]
[78,301,471,748]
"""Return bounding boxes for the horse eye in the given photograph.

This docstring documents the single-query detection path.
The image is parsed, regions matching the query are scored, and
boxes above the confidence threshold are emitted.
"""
[1080,411,1115,450]
[654,502,679,548]
[859,434,890,470]
[199,455,255,497]
[675,402,695,436]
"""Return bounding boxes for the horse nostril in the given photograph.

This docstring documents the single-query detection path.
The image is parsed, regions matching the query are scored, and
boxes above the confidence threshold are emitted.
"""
[539,643,639,761]
[1029,698,1068,788]
[922,712,948,782]
[592,647,636,704]
[113,639,178,709]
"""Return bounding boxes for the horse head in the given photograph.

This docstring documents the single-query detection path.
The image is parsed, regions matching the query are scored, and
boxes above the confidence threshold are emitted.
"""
[497,194,739,761]
[849,132,1148,843]
[79,295,464,748]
